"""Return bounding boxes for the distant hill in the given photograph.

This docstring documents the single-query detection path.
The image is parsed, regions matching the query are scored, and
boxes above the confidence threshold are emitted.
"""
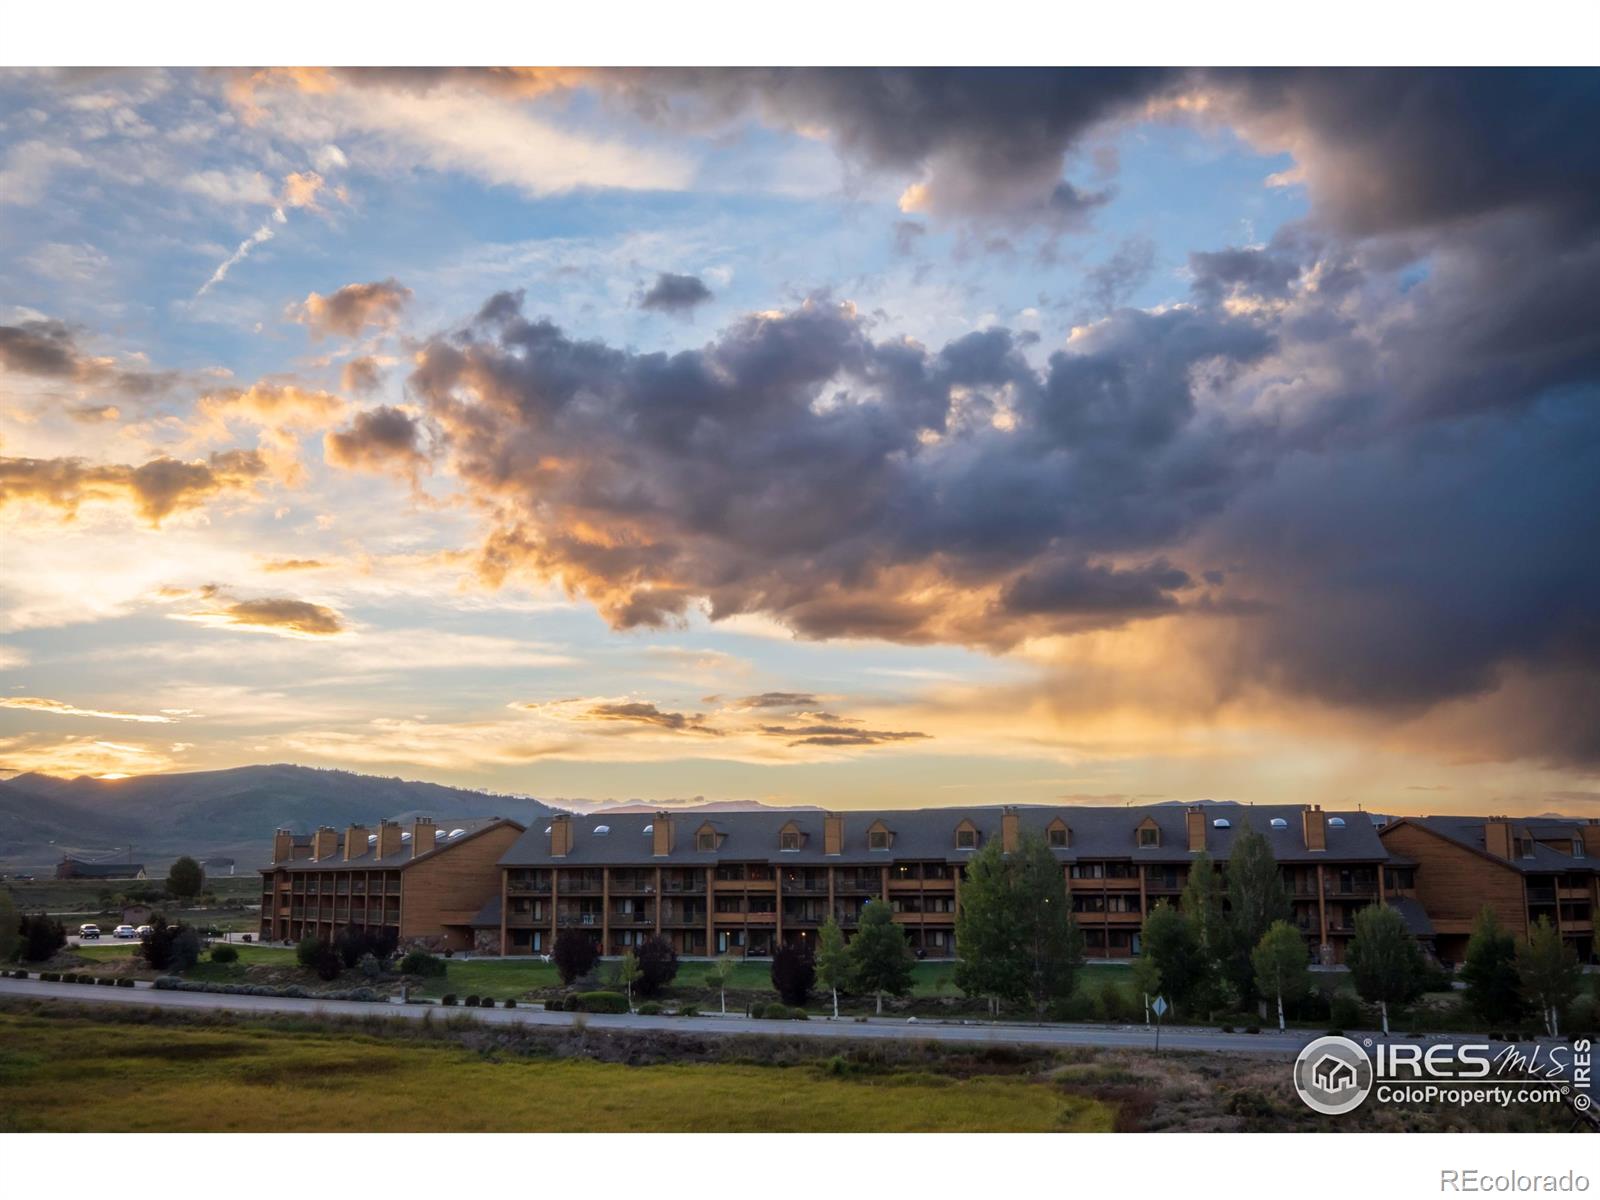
[0,764,553,871]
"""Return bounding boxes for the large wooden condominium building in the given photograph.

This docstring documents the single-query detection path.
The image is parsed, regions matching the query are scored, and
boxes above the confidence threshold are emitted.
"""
[1378,815,1600,964]
[259,816,524,950]
[481,803,1400,963]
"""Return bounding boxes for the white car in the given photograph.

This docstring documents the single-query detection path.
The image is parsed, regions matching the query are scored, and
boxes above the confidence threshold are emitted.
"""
[78,924,101,940]
[113,924,138,939]
[136,924,154,937]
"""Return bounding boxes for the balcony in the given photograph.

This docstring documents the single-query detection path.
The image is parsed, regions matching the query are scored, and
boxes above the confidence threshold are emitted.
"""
[558,913,602,927]
[610,910,654,925]
[1527,887,1557,904]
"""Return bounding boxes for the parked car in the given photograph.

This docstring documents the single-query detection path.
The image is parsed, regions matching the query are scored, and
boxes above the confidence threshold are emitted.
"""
[135,925,154,937]
[78,924,101,939]
[113,924,138,939]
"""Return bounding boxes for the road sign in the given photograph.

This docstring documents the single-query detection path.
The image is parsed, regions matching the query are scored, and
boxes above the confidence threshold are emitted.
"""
[1151,995,1168,1017]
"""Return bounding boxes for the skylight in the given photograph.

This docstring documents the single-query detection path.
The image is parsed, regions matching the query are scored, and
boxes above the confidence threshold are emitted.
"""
[1327,817,1346,828]
[1270,818,1288,828]
[594,825,611,835]
[643,824,654,834]
[1213,818,1231,828]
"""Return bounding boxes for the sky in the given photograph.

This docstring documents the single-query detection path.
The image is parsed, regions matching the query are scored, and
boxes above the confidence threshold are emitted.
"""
[1,67,1597,817]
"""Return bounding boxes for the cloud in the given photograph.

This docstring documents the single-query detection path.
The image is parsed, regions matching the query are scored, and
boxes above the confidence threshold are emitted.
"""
[259,557,329,573]
[638,271,713,315]
[292,278,412,338]
[323,405,425,475]
[0,449,270,525]
[24,241,109,283]
[731,692,820,709]
[0,140,87,207]
[341,356,384,395]
[167,589,347,638]
[196,170,327,297]
[0,696,176,724]
[0,734,181,779]
[581,700,721,735]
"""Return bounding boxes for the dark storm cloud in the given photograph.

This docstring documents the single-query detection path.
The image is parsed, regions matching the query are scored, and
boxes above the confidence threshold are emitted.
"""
[999,557,1192,617]
[638,272,713,315]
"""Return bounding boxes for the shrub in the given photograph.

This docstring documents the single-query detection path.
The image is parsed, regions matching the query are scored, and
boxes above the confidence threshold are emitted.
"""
[116,977,134,988]
[635,936,680,998]
[573,990,629,1014]
[441,994,457,1006]
[637,1001,662,1015]
[758,1003,809,1020]
[97,976,115,986]
[335,927,398,970]
[398,948,447,978]
[19,913,67,962]
[463,995,480,1007]
[544,995,566,1012]
[1049,993,1098,1023]
[210,944,239,964]
[679,1003,699,1017]
[1330,993,1363,1030]
[552,929,599,985]
[1097,978,1133,1022]
[153,975,182,990]
[503,998,517,1009]
[770,943,816,1007]
[357,952,382,981]
[296,935,328,969]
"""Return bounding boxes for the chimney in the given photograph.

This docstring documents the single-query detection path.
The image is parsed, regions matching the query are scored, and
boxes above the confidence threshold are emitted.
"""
[344,824,370,861]
[1186,806,1206,854]
[412,817,437,858]
[311,826,338,861]
[549,814,572,858]
[273,829,294,864]
[1001,807,1020,853]
[824,812,844,856]
[652,812,673,857]
[1484,817,1512,860]
[376,820,403,860]
[1302,805,1326,853]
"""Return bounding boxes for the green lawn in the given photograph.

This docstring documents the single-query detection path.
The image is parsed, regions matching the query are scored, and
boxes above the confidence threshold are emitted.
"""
[0,1010,1110,1132]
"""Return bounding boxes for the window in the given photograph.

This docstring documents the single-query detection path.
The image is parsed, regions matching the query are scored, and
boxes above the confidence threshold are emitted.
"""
[1213,818,1231,829]
[697,833,715,851]
[1048,826,1068,847]
[1573,839,1585,859]
[1270,818,1288,829]
[956,828,976,849]
[869,831,889,850]
[1138,827,1159,847]
[781,832,800,851]
[1327,817,1346,828]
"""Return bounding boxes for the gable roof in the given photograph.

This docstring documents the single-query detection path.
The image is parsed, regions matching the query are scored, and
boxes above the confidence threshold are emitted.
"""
[265,817,524,873]
[1385,816,1596,875]
[497,803,1390,867]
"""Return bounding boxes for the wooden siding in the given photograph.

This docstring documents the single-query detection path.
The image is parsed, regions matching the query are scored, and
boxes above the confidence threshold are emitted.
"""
[400,823,525,946]
[1378,822,1528,939]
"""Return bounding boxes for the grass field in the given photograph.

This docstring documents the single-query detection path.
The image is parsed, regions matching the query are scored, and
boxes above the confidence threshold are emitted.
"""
[0,1010,1110,1132]
[3,874,261,913]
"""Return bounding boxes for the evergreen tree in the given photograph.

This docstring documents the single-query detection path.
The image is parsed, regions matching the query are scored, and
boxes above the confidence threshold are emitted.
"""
[815,917,852,1018]
[19,913,66,963]
[1460,907,1523,1028]
[1224,827,1292,1006]
[634,935,679,998]
[1013,834,1084,1018]
[770,942,816,1006]
[1346,904,1425,1035]
[849,899,913,1014]
[1516,916,1581,1038]
[1139,901,1209,1018]
[1251,920,1311,1031]
[954,839,1022,1015]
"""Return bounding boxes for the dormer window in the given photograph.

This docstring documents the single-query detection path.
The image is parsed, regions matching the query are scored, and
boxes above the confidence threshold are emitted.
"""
[1515,837,1533,859]
[1048,827,1067,848]
[956,829,976,849]
[867,819,893,851]
[781,832,800,851]
[697,832,716,852]
[1136,817,1160,848]
[1574,839,1586,859]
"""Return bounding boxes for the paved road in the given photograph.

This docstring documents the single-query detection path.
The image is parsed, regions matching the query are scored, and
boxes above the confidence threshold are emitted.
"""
[0,976,1518,1059]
